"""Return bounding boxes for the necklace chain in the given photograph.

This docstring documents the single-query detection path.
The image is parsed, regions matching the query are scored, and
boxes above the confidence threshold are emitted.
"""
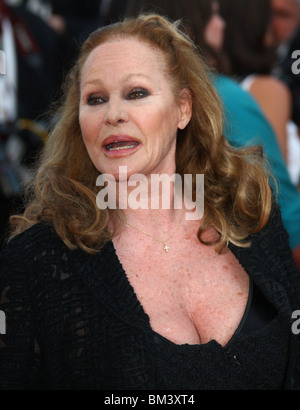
[125,209,185,253]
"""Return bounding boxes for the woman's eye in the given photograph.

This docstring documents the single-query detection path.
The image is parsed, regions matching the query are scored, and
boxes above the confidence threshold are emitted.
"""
[128,89,149,100]
[87,95,106,105]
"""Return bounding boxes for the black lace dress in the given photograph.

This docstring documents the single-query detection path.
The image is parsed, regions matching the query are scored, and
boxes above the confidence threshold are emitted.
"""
[152,279,290,390]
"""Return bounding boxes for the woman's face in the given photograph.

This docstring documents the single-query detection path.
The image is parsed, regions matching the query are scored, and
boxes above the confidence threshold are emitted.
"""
[204,1,226,51]
[271,0,300,44]
[79,37,191,180]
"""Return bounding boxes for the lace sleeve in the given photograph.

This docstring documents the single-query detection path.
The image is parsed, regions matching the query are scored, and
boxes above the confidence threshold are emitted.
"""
[270,203,300,389]
[0,245,42,389]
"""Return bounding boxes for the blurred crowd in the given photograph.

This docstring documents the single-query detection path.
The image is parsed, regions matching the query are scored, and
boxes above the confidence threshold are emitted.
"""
[0,0,300,267]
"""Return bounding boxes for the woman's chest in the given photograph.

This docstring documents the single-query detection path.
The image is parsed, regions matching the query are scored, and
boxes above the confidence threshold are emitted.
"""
[115,240,250,346]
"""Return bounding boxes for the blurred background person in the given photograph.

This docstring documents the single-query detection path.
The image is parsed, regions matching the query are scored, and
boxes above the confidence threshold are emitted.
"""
[126,0,229,73]
[271,0,300,189]
[219,0,300,189]
[46,0,104,82]
[1,0,59,121]
[0,0,59,248]
[272,0,300,43]
[271,0,300,127]
[6,0,105,86]
[219,0,291,162]
[124,0,300,270]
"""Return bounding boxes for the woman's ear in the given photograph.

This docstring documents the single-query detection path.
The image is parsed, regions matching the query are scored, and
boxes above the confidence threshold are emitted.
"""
[177,88,192,130]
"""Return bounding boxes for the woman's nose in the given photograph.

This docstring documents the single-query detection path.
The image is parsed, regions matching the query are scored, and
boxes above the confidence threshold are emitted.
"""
[104,99,128,126]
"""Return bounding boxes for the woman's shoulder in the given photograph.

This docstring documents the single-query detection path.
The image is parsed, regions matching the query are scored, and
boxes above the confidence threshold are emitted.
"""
[252,198,287,244]
[0,222,113,276]
[231,199,289,263]
[0,222,78,274]
[1,222,64,255]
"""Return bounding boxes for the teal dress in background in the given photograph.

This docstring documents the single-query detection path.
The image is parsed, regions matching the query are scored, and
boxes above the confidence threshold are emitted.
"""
[213,74,300,250]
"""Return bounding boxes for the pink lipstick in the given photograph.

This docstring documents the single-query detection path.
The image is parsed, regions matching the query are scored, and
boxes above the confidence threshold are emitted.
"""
[102,135,141,157]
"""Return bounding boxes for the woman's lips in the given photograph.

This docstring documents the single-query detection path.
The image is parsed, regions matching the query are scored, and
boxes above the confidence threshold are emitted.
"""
[106,141,139,151]
[102,135,141,157]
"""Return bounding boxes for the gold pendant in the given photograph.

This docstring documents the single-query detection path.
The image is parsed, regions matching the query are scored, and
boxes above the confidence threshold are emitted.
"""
[163,241,169,253]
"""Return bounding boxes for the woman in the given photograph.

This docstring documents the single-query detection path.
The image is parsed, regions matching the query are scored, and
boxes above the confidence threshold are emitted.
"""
[0,14,299,390]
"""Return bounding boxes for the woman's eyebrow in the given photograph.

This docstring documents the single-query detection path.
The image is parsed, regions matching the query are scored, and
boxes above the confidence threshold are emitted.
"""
[81,73,153,88]
[122,73,152,82]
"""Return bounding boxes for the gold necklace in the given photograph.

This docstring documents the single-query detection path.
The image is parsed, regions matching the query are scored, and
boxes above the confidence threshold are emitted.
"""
[125,209,185,253]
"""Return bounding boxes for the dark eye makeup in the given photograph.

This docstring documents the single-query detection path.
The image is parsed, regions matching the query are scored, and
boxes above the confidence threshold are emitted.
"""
[86,87,150,105]
[87,95,106,105]
[127,88,150,100]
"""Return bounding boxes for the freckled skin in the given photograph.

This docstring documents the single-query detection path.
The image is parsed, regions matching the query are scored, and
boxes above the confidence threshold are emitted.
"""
[114,219,249,347]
